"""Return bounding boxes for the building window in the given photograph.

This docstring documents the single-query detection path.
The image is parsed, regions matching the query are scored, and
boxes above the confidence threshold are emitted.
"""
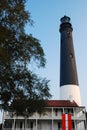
[55,109,58,116]
[20,122,22,128]
[30,122,33,130]
[58,122,61,130]
[4,121,12,129]
[72,122,75,129]
[64,108,73,115]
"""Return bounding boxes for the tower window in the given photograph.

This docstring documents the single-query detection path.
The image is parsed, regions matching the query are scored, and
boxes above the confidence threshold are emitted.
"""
[67,31,70,38]
[67,31,70,34]
[69,53,73,58]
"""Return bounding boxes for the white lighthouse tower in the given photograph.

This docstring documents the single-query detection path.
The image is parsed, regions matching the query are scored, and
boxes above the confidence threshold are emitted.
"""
[59,16,81,106]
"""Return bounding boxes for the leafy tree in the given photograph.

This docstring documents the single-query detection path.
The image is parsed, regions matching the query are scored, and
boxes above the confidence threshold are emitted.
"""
[0,0,51,116]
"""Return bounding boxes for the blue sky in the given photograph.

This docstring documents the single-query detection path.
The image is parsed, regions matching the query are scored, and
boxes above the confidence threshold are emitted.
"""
[26,0,87,107]
[0,0,87,123]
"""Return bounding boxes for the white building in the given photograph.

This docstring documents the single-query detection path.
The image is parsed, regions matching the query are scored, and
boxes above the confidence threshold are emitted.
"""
[2,100,86,130]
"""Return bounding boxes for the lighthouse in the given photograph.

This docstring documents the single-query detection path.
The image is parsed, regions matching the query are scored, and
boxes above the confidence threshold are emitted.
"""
[59,16,81,106]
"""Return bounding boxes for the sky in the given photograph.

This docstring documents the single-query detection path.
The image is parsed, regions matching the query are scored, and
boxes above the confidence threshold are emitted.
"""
[25,0,87,108]
[0,0,87,123]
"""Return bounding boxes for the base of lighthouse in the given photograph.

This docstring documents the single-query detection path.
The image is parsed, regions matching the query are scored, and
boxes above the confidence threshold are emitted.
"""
[60,85,81,106]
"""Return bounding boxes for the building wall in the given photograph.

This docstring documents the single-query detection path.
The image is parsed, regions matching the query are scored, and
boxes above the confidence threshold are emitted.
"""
[2,106,87,130]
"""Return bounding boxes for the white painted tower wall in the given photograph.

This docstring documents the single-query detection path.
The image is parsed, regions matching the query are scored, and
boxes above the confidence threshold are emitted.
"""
[60,85,81,106]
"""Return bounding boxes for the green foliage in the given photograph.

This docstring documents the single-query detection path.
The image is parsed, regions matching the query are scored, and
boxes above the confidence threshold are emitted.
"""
[0,0,51,116]
[11,99,47,116]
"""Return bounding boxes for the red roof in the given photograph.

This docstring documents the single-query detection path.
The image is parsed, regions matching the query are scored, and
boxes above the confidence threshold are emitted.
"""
[46,100,78,107]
